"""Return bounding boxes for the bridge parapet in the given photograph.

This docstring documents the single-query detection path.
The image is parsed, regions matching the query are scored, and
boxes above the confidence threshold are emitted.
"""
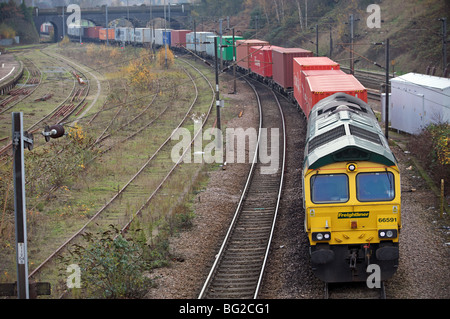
[33,4,191,38]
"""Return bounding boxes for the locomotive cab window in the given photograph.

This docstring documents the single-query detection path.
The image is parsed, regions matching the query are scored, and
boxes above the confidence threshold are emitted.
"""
[356,172,395,202]
[311,174,349,203]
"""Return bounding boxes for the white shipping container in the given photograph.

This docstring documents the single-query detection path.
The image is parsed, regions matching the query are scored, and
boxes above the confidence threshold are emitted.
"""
[68,26,83,37]
[185,33,192,50]
[127,28,134,43]
[206,35,217,57]
[387,73,450,134]
[143,28,152,43]
[186,32,215,52]
[115,27,127,43]
[134,28,143,43]
[154,29,172,46]
[134,28,152,44]
[197,32,215,52]
[186,32,196,51]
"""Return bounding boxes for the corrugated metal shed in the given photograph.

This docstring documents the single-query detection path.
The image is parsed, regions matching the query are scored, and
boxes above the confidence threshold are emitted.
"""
[388,73,450,134]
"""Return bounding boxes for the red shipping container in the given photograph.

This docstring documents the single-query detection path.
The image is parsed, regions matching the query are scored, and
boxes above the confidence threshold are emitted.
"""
[249,45,283,78]
[303,74,367,117]
[236,39,269,70]
[293,57,343,117]
[293,56,340,71]
[99,28,115,41]
[272,47,313,89]
[171,30,191,48]
[86,26,102,39]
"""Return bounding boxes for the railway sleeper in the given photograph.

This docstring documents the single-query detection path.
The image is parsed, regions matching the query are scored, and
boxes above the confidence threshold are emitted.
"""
[224,255,266,262]
[209,283,258,291]
[216,268,262,276]
[218,261,264,270]
[205,291,255,299]
[212,276,260,284]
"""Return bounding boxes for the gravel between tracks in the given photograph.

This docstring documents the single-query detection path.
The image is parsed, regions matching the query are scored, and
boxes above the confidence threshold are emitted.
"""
[145,76,450,299]
[145,74,258,299]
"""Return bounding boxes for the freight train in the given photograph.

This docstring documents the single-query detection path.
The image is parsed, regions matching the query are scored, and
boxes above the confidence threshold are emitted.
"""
[67,24,401,285]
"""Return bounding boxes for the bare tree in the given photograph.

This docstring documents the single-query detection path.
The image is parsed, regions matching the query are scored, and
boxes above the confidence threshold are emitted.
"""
[296,0,303,31]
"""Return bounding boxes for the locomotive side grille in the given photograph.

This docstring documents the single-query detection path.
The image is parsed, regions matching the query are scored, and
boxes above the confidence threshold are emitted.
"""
[349,124,382,145]
[308,125,346,153]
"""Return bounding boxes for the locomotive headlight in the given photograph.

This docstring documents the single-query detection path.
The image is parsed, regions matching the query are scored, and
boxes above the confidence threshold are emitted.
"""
[312,232,331,241]
[346,163,357,172]
[378,229,398,239]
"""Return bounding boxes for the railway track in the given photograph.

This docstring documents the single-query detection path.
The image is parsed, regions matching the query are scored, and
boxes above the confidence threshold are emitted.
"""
[26,57,215,297]
[341,66,390,101]
[0,56,42,113]
[0,49,92,157]
[198,78,286,299]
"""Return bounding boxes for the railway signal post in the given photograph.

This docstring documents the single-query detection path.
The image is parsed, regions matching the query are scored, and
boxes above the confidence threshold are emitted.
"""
[0,113,55,299]
[11,112,32,299]
[214,37,222,149]
[385,38,390,139]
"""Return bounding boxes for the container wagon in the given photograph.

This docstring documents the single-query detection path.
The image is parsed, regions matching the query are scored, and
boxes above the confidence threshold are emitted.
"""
[86,26,102,41]
[249,45,283,80]
[219,35,244,61]
[134,28,153,45]
[293,57,343,117]
[99,28,115,42]
[171,30,191,48]
[235,39,269,71]
[155,29,172,46]
[302,74,367,117]
[272,47,313,93]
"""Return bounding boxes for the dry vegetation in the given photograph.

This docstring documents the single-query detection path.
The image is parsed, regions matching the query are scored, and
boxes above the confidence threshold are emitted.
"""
[0,42,218,298]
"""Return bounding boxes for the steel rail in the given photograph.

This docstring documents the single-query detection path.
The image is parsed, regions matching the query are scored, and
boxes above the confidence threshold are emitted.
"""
[197,77,262,299]
[28,57,206,279]
[254,89,286,298]
[198,77,285,299]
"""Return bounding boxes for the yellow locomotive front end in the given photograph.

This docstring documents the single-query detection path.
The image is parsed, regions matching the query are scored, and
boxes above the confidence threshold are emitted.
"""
[304,161,401,283]
[302,93,401,283]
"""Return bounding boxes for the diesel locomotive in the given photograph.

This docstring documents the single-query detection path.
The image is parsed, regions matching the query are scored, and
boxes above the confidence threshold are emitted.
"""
[302,93,401,283]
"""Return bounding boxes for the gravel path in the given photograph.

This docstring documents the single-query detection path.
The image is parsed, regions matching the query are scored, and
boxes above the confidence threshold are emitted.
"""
[145,75,450,299]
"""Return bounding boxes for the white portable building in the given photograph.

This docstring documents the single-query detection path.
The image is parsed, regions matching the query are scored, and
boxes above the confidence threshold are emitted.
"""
[385,73,450,134]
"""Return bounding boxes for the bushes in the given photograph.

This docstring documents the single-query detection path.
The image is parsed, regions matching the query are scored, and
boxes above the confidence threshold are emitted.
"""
[60,225,153,299]
[0,23,16,39]
[409,122,450,195]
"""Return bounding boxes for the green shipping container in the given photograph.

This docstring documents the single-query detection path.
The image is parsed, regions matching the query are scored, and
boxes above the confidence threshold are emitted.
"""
[219,35,244,61]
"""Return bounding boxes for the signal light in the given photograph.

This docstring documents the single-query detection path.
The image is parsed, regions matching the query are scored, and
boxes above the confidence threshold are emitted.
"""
[42,124,65,142]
